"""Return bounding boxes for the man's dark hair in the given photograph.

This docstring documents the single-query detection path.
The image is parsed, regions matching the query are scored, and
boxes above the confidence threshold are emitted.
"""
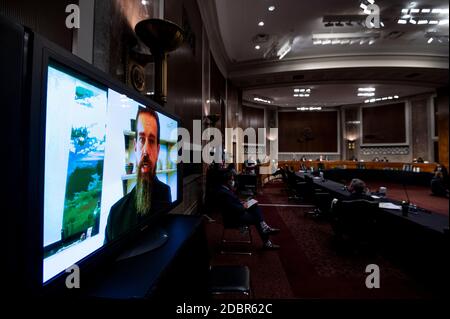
[136,106,160,145]
[219,169,233,185]
[349,178,366,194]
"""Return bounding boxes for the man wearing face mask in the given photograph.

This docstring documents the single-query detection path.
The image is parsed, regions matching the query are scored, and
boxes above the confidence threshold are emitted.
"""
[217,169,281,250]
[104,107,172,243]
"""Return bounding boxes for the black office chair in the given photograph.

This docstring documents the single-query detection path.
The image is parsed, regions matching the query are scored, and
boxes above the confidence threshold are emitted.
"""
[209,265,251,298]
[285,170,306,202]
[331,199,379,246]
[305,191,332,218]
[219,215,253,255]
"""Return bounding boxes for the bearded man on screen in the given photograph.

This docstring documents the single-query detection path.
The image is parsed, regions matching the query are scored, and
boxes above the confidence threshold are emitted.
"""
[104,107,171,243]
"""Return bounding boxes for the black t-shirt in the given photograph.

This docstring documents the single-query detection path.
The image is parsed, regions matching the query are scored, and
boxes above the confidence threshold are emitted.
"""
[104,177,172,243]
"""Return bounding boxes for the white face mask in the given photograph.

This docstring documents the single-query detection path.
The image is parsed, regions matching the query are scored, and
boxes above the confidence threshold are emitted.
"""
[230,180,235,188]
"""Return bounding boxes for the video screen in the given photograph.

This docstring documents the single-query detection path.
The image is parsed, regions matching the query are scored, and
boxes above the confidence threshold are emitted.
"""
[43,63,178,283]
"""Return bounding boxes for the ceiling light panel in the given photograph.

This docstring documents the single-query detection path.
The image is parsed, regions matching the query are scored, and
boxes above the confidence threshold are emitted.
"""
[398,7,449,24]
[293,88,313,97]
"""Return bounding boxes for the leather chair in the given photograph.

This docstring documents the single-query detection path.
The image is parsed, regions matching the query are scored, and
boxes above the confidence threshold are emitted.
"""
[220,216,253,255]
[331,199,379,244]
[209,265,251,297]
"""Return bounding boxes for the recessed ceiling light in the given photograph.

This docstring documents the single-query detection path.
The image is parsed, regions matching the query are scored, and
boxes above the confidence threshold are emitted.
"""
[398,19,407,24]
[357,93,375,97]
[254,97,272,104]
[422,9,431,13]
[409,2,417,8]
[358,88,376,92]
[294,89,300,93]
[418,20,428,24]
[428,37,434,43]
[268,6,275,12]
[255,45,261,50]
[258,21,265,27]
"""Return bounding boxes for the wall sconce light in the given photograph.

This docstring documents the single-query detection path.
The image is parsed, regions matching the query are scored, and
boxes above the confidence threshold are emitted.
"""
[135,19,184,105]
[347,140,356,150]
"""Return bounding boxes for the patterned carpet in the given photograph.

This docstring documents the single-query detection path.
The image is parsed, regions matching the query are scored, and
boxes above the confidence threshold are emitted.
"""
[205,181,445,299]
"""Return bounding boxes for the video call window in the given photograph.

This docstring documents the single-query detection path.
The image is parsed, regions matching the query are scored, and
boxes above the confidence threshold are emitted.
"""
[43,63,178,283]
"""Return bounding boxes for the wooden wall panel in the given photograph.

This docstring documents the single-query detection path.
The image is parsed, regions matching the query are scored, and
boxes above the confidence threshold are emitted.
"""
[210,52,226,134]
[362,103,406,144]
[278,111,338,153]
[0,0,75,50]
[241,105,264,130]
[436,90,449,168]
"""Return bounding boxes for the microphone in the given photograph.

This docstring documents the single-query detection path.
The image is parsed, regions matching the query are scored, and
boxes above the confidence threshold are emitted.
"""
[402,183,410,203]
[401,183,410,217]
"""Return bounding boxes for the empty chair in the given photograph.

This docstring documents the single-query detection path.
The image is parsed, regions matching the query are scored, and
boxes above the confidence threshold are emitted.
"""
[220,218,253,255]
[209,265,251,297]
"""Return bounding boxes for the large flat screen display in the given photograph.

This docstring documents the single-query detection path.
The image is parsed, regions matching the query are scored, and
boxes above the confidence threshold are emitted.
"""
[42,63,179,283]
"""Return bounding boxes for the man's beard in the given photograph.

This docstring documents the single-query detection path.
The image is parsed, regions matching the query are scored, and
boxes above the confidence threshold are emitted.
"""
[135,160,154,217]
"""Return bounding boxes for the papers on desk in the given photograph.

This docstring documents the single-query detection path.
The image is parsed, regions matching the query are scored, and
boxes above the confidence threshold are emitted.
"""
[379,202,402,210]
[246,199,258,208]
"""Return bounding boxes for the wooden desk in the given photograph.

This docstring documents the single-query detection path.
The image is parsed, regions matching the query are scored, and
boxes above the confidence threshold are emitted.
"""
[280,160,438,173]
[296,172,448,235]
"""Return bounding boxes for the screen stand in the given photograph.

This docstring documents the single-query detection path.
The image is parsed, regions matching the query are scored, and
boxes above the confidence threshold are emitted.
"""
[115,227,169,261]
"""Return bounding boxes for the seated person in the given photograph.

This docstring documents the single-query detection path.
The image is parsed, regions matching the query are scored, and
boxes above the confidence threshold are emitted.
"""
[347,178,373,201]
[349,155,358,162]
[244,156,257,175]
[435,164,449,187]
[227,163,238,178]
[272,166,286,178]
[105,108,171,243]
[431,171,449,197]
[372,156,380,162]
[216,170,280,250]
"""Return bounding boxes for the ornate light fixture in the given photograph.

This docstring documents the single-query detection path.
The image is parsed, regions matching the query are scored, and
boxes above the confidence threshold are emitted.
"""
[135,19,184,105]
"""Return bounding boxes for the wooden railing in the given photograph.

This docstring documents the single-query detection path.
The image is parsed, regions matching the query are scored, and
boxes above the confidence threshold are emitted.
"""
[278,160,438,173]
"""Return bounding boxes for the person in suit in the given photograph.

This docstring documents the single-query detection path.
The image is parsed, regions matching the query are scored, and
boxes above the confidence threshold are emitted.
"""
[217,169,280,249]
[105,107,172,243]
[431,171,449,197]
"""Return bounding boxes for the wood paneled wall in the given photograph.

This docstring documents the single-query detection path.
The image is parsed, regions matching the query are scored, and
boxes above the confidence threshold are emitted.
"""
[241,105,265,144]
[278,111,338,153]
[362,103,406,144]
[436,89,449,169]
[0,0,75,50]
